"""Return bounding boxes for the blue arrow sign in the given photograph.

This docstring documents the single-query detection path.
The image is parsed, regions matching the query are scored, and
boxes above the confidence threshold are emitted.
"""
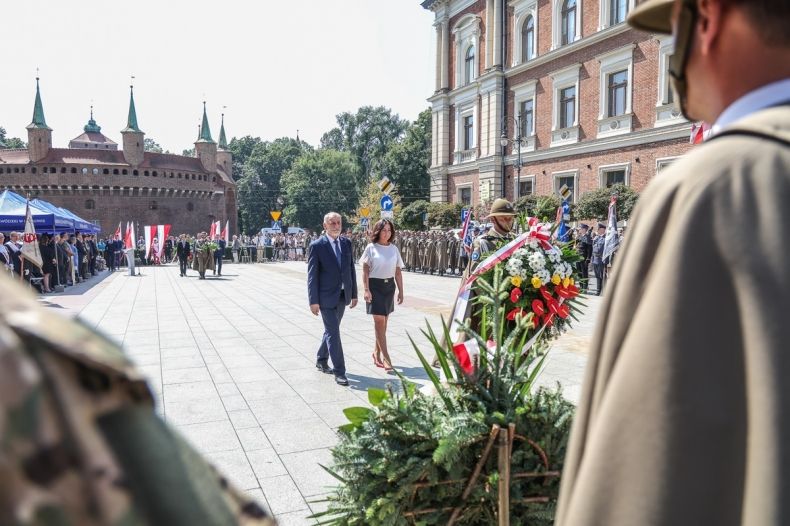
[380,195,394,211]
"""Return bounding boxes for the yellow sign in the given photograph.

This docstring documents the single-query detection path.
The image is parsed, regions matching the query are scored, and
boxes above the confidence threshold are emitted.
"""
[270,210,282,221]
[558,184,572,201]
[359,207,370,218]
[378,176,394,194]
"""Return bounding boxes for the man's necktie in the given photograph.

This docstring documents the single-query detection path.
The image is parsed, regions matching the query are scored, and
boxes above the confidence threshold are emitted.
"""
[333,238,341,266]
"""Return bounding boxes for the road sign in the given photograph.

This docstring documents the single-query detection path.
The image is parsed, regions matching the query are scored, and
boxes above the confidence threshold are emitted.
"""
[360,217,370,228]
[461,208,470,223]
[270,210,282,221]
[378,176,394,194]
[380,194,394,211]
[271,220,282,232]
[380,210,394,219]
[359,207,370,218]
[558,184,572,201]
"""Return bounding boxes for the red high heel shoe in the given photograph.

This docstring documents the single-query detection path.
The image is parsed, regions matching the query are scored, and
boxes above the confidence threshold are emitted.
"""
[372,353,384,368]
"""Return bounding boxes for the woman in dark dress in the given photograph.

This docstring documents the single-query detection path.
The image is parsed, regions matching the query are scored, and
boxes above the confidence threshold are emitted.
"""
[360,219,404,372]
[39,234,56,293]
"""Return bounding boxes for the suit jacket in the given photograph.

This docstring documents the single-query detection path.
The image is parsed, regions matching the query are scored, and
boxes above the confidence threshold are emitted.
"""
[176,241,191,258]
[307,235,357,308]
[556,105,790,526]
[4,242,21,274]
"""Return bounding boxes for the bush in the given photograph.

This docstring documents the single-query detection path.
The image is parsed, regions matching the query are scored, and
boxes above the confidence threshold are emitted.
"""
[397,200,430,231]
[427,202,464,229]
[514,195,560,222]
[574,184,639,222]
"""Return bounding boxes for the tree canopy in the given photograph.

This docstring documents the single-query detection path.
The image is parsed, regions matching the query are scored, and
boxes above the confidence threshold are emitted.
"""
[0,126,26,149]
[382,109,431,206]
[573,184,639,222]
[143,138,164,153]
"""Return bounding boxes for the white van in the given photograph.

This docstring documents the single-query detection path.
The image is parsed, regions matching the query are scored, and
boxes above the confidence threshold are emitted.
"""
[260,226,306,235]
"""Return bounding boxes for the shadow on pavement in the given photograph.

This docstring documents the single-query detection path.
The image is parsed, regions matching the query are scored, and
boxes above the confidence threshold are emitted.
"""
[345,373,399,392]
[46,269,116,296]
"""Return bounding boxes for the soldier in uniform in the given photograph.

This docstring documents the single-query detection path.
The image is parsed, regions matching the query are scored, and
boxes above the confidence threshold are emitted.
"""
[557,1,790,524]
[436,232,449,277]
[469,198,517,274]
[193,232,214,280]
[574,223,593,292]
[590,222,606,295]
[447,231,459,276]
[0,275,273,526]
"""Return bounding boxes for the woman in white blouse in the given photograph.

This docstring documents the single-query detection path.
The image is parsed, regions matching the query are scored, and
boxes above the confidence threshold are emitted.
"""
[360,219,404,372]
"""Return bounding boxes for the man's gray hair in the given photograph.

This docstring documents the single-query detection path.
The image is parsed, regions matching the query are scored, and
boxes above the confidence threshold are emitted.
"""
[323,211,342,223]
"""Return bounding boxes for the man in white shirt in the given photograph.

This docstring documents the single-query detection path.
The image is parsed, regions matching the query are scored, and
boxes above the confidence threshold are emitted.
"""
[556,1,790,525]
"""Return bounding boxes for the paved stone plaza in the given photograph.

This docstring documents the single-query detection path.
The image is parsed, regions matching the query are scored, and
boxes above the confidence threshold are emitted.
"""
[42,261,598,525]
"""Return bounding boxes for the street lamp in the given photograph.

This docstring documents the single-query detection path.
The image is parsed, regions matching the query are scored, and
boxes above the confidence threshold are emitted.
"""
[500,113,528,196]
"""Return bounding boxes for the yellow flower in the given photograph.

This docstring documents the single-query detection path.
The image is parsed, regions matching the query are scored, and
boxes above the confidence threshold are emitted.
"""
[510,276,522,287]
[570,278,575,286]
[531,276,542,289]
[551,274,561,285]
[562,277,571,288]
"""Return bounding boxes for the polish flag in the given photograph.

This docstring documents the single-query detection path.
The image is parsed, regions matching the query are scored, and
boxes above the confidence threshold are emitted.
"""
[452,339,478,375]
[144,225,154,259]
[690,122,711,144]
[123,222,132,250]
[221,220,229,244]
[158,224,171,258]
[114,222,122,240]
[215,220,222,239]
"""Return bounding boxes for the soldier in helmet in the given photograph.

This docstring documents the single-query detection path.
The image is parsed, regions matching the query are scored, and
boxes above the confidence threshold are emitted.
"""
[469,198,517,272]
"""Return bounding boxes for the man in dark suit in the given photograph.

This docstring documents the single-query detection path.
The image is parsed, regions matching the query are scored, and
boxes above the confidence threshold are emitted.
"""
[307,212,358,386]
[213,235,226,276]
[176,234,191,277]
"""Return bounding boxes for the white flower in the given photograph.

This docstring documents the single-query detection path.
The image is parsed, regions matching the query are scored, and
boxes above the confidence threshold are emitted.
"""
[528,252,545,271]
[528,240,539,250]
[538,269,551,284]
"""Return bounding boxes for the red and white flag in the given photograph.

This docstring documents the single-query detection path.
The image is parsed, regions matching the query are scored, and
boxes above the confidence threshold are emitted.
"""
[222,220,229,245]
[452,339,478,376]
[114,222,122,240]
[157,224,171,258]
[215,220,221,239]
[209,221,216,239]
[124,222,134,250]
[690,122,711,144]
[21,201,43,269]
[144,225,154,259]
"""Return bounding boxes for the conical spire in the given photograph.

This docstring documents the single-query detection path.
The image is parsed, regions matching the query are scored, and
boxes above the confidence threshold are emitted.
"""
[197,102,215,144]
[121,85,143,133]
[84,105,102,133]
[27,77,51,130]
[218,113,228,150]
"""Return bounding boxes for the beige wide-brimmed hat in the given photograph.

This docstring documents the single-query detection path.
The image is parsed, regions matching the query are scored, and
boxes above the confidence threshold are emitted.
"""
[628,0,674,34]
[486,198,516,218]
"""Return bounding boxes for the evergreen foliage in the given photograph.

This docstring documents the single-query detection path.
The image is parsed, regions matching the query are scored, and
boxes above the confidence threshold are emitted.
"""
[314,267,575,525]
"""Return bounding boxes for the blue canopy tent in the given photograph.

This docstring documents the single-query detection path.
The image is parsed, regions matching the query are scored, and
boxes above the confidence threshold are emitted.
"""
[0,190,75,233]
[31,199,99,234]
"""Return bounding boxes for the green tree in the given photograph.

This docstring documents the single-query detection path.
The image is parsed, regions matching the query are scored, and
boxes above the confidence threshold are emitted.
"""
[281,149,360,231]
[320,106,408,192]
[397,199,430,231]
[181,147,195,157]
[228,135,262,182]
[143,138,164,153]
[382,108,431,205]
[237,137,310,234]
[350,181,402,231]
[0,127,26,149]
[574,184,639,222]
[427,202,464,229]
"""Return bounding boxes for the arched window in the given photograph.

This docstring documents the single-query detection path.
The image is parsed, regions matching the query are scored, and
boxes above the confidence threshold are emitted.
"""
[522,16,535,62]
[82,168,88,175]
[85,199,95,210]
[92,168,99,175]
[464,45,476,84]
[113,169,119,175]
[561,0,577,45]
[103,168,109,175]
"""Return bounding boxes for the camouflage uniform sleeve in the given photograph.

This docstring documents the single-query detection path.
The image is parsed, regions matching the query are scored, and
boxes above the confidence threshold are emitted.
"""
[0,277,274,526]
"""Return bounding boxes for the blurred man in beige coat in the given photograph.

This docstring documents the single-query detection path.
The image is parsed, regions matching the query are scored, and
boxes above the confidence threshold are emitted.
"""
[556,1,790,525]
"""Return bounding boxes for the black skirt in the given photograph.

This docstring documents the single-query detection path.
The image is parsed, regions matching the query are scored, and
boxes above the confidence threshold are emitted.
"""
[366,277,396,316]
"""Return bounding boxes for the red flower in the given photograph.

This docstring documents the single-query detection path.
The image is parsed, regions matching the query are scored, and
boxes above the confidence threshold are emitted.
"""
[556,284,580,299]
[557,303,570,319]
[510,287,522,303]
[531,299,545,317]
[540,287,554,303]
[506,307,526,321]
[543,313,555,327]
[546,296,560,316]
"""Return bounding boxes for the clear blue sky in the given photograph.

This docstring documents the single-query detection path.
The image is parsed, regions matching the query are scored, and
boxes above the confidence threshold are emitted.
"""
[3,0,435,153]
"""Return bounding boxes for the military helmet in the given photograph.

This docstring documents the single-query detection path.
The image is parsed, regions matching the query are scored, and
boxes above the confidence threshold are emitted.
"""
[486,198,516,218]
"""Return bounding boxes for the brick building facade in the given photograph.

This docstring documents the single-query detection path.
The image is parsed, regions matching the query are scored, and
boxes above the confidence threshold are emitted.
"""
[0,79,237,236]
[422,0,693,206]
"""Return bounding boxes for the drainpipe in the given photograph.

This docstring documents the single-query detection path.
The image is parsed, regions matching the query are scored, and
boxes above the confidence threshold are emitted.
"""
[500,0,507,198]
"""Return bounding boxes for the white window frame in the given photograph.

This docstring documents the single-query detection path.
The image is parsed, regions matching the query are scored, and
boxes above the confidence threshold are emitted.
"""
[511,0,539,66]
[597,45,634,138]
[514,173,536,198]
[553,0,582,50]
[598,0,634,30]
[457,183,473,205]
[454,99,478,164]
[598,162,630,188]
[553,169,579,203]
[550,64,581,146]
[453,15,481,88]
[655,35,685,126]
[656,156,679,174]
[512,79,538,152]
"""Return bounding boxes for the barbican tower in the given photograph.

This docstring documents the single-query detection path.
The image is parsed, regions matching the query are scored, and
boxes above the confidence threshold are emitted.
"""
[120,85,145,167]
[194,102,217,173]
[26,77,52,162]
[216,112,232,177]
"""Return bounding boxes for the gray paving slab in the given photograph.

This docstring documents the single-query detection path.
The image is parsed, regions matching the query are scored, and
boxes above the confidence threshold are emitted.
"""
[41,260,599,510]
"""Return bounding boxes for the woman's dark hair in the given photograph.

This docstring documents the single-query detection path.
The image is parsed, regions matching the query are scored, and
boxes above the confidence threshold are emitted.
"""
[369,219,396,244]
